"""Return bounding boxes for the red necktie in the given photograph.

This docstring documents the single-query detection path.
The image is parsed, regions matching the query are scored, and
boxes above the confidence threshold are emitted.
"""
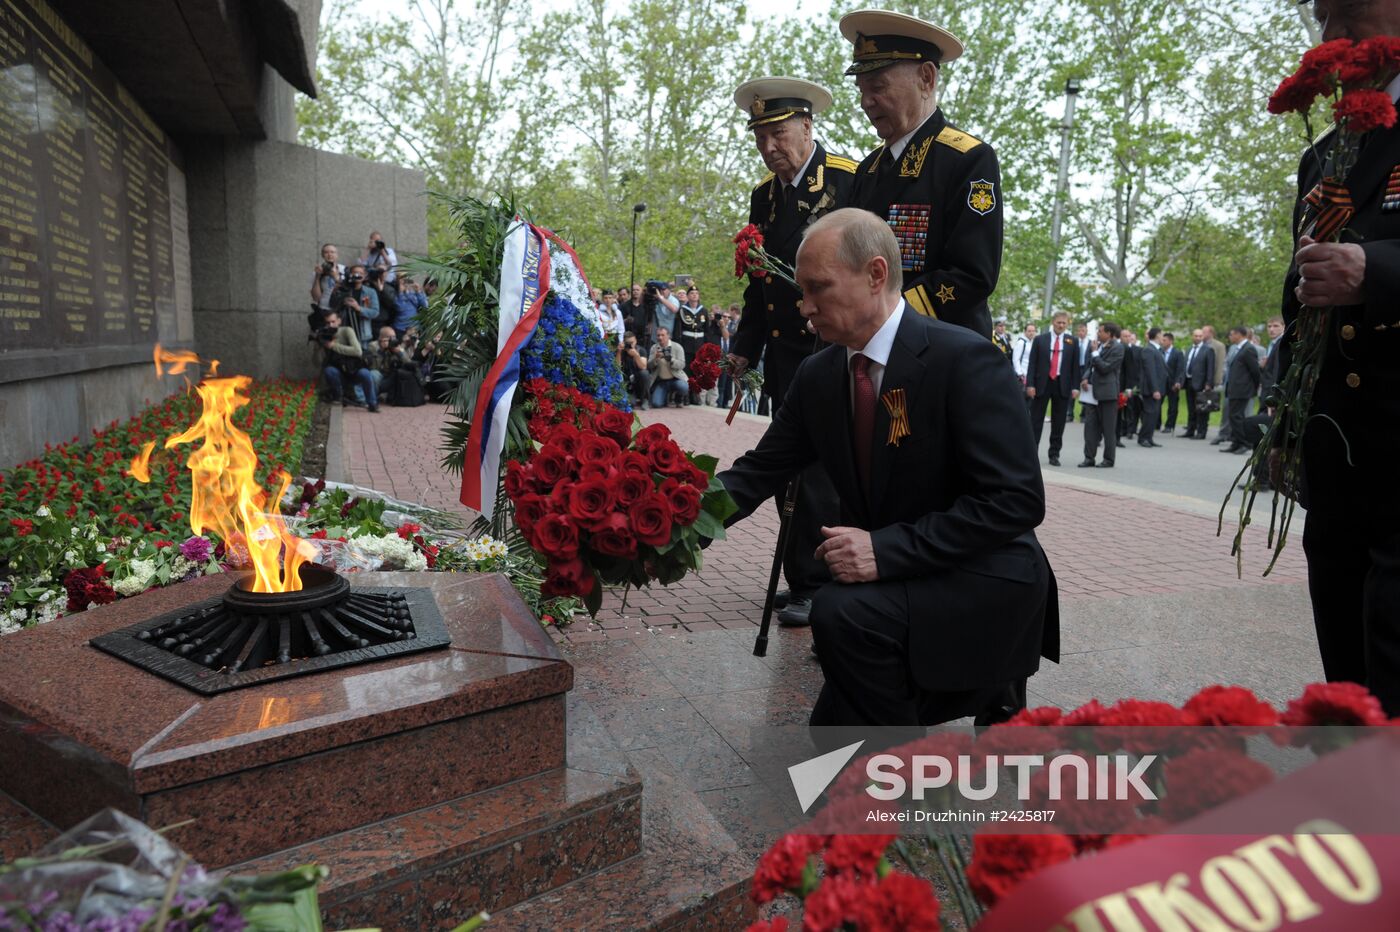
[1050,335,1061,380]
[851,353,875,489]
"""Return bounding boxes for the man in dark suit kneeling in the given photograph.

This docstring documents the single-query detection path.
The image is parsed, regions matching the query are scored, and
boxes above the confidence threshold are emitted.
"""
[719,209,1059,729]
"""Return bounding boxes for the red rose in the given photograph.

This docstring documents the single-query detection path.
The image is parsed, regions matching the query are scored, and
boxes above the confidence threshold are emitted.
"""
[1280,681,1388,726]
[534,513,580,559]
[824,834,893,876]
[1158,748,1273,823]
[648,439,689,477]
[1183,685,1278,727]
[576,431,622,468]
[578,462,616,482]
[633,423,672,452]
[567,478,617,530]
[504,460,531,498]
[618,451,652,475]
[594,407,634,448]
[591,512,638,558]
[750,833,823,905]
[545,422,582,454]
[541,557,595,597]
[661,477,703,526]
[513,493,549,545]
[965,831,1076,907]
[630,492,673,547]
[1333,87,1397,133]
[614,472,653,508]
[681,463,710,489]
[532,446,573,488]
[855,871,941,932]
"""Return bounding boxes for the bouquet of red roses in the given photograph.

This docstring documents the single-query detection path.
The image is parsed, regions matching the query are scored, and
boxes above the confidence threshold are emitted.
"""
[733,223,799,290]
[688,343,723,392]
[1226,38,1400,575]
[504,412,737,615]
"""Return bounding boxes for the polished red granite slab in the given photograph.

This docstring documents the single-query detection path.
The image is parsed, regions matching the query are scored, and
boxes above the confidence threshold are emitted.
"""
[0,571,572,865]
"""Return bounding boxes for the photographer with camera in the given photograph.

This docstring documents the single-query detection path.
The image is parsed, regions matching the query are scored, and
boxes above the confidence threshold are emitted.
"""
[647,326,688,408]
[361,230,399,284]
[329,264,380,342]
[391,275,428,338]
[621,332,651,409]
[310,244,344,313]
[318,311,379,412]
[645,279,680,346]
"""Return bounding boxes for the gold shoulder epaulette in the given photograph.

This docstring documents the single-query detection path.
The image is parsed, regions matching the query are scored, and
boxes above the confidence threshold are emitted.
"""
[935,126,982,154]
[825,154,858,173]
[755,172,775,190]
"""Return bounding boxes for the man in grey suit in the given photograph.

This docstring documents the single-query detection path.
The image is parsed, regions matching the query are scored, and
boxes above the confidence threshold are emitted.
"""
[1078,321,1124,468]
[1137,328,1169,448]
[1222,325,1262,454]
[1182,328,1216,439]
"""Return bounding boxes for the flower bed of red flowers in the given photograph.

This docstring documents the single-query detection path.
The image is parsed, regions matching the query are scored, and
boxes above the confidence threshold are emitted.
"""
[748,681,1395,931]
[504,378,737,615]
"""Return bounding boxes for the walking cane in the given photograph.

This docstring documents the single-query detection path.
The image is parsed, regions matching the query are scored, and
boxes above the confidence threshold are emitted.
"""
[754,474,801,657]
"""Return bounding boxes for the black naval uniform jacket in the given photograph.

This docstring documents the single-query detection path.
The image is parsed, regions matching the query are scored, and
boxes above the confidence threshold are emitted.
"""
[732,141,857,406]
[720,306,1060,692]
[852,109,1003,339]
[1277,119,1400,514]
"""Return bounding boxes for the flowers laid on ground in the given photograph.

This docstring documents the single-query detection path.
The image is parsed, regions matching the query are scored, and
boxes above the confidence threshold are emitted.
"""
[504,392,737,615]
[750,681,1396,930]
[1228,38,1400,573]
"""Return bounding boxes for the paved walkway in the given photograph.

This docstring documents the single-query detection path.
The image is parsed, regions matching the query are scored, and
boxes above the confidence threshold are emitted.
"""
[339,399,1322,858]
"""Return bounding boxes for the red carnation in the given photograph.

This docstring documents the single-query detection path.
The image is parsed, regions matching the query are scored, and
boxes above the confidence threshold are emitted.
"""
[733,223,767,279]
[1062,699,1108,726]
[532,446,572,487]
[1098,699,1188,754]
[750,833,822,904]
[1101,815,1172,850]
[1184,685,1278,727]
[1157,748,1273,823]
[630,493,674,547]
[854,871,941,932]
[63,565,116,613]
[396,522,421,540]
[648,439,690,477]
[567,479,618,530]
[800,872,866,931]
[1280,681,1388,726]
[1298,38,1356,84]
[533,513,580,560]
[541,556,594,597]
[965,831,1076,907]
[744,919,789,932]
[576,431,622,469]
[591,512,638,558]
[593,407,634,448]
[1333,87,1397,133]
[824,834,893,876]
[1267,72,1323,115]
[1002,706,1064,727]
[661,478,703,526]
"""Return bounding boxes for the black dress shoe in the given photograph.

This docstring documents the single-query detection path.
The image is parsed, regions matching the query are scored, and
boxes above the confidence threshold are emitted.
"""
[1048,456,1060,466]
[1222,444,1248,454]
[1116,441,1127,448]
[1077,459,1096,468]
[1138,440,1162,448]
[778,597,812,627]
[1210,438,1224,445]
[1096,461,1114,468]
[773,589,791,610]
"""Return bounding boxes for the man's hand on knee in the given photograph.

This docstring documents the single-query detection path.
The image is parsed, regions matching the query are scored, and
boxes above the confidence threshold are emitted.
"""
[816,526,879,583]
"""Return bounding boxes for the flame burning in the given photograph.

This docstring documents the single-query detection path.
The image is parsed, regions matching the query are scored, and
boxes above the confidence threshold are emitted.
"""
[128,441,155,482]
[135,349,310,593]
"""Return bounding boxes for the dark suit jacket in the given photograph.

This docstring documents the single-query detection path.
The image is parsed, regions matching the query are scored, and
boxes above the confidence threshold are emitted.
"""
[1120,344,1142,395]
[1163,346,1186,388]
[1184,342,1215,392]
[1224,343,1261,399]
[1026,331,1082,398]
[719,306,1058,690]
[1085,340,1124,398]
[1138,343,1169,395]
[1260,344,1282,401]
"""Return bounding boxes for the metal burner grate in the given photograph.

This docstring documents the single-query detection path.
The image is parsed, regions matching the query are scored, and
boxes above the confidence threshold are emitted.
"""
[90,565,450,695]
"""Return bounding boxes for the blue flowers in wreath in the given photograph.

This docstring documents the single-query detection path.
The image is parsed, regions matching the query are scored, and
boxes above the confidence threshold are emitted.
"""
[521,293,629,410]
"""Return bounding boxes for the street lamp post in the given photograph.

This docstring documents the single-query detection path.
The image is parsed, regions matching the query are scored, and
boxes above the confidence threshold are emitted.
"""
[1042,79,1080,319]
[631,203,647,290]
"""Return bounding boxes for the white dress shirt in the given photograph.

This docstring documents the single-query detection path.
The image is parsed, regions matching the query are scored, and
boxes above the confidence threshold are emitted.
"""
[1012,335,1033,379]
[887,109,937,160]
[785,145,818,188]
[845,298,906,410]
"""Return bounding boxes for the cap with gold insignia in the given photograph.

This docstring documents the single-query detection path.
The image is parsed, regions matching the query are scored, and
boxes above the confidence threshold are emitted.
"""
[734,76,833,128]
[838,9,964,75]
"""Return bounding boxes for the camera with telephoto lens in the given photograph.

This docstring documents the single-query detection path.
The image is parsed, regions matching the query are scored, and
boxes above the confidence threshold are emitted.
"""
[315,323,338,343]
[373,239,386,251]
[320,260,336,276]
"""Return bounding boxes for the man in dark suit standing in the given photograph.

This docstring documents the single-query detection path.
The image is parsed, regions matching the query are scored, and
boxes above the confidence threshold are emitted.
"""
[1078,322,1124,468]
[1276,9,1400,713]
[1160,331,1186,434]
[1221,325,1261,454]
[1118,329,1143,443]
[729,77,857,627]
[1182,328,1216,439]
[1137,328,1169,447]
[1024,311,1080,466]
[719,208,1058,728]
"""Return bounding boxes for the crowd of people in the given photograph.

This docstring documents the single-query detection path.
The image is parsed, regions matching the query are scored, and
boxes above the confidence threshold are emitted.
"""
[996,312,1283,480]
[308,231,439,412]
